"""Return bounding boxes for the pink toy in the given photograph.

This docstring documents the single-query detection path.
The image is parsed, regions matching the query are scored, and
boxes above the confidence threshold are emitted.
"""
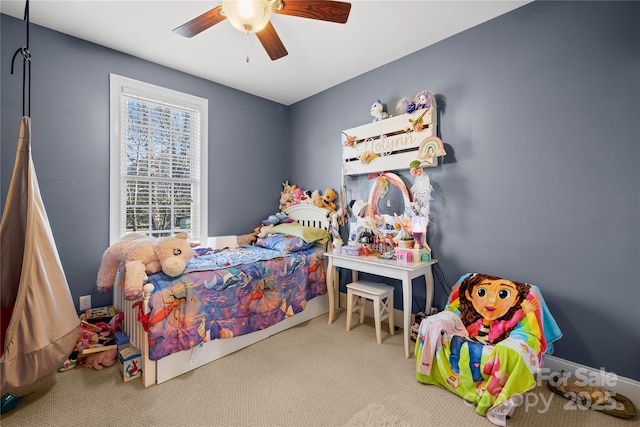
[291,187,304,205]
[96,233,193,300]
[85,348,117,370]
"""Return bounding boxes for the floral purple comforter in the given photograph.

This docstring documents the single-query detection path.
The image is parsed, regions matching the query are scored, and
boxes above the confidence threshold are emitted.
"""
[145,245,327,361]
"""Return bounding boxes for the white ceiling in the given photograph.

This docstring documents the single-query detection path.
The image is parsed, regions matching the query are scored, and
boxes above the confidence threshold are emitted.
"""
[1,0,531,106]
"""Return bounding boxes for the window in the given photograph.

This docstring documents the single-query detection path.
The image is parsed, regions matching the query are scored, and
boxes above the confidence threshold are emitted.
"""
[109,74,208,244]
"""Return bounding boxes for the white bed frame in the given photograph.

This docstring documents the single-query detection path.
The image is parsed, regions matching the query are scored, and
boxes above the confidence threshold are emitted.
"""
[114,204,335,386]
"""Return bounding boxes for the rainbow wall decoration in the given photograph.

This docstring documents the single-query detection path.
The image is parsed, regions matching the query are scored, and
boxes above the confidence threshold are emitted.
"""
[418,136,447,159]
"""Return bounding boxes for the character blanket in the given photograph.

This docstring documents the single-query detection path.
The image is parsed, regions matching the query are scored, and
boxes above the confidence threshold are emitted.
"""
[415,273,562,426]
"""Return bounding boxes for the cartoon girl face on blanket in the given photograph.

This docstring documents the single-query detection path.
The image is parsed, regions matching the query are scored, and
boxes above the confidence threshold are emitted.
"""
[468,278,520,321]
[448,274,537,393]
[459,273,534,344]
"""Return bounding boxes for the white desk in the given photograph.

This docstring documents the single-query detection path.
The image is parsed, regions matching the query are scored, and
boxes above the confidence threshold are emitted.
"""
[324,252,437,358]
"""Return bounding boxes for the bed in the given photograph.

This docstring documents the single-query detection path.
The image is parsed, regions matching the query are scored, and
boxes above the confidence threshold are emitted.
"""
[113,204,334,386]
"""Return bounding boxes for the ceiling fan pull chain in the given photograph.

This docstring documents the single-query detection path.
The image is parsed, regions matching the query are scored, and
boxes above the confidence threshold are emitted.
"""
[245,33,250,63]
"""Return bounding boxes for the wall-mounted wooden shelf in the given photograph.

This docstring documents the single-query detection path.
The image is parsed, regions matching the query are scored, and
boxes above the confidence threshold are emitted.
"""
[341,107,443,176]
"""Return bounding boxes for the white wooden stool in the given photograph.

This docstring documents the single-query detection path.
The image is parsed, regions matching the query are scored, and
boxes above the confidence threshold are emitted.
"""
[346,281,394,344]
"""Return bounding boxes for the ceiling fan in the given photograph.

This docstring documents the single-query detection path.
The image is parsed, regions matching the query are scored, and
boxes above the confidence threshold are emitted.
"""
[173,0,351,61]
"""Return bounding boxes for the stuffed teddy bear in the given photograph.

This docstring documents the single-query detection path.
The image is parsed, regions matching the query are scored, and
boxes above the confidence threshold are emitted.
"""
[85,348,117,370]
[321,188,338,212]
[96,232,193,300]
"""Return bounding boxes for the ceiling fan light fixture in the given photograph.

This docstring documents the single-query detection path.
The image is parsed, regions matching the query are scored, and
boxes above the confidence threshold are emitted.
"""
[222,0,272,34]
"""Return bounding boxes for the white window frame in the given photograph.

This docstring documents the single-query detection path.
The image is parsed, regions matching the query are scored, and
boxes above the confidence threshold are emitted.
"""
[109,74,208,245]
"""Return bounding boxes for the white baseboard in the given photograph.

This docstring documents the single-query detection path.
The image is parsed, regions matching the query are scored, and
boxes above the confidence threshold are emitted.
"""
[337,292,640,409]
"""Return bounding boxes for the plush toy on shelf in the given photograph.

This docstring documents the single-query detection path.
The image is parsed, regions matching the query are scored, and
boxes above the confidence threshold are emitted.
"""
[396,90,435,114]
[370,99,389,122]
[96,233,194,300]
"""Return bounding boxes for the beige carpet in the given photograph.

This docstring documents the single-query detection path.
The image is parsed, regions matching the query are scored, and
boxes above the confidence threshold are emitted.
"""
[344,404,411,427]
[1,310,635,427]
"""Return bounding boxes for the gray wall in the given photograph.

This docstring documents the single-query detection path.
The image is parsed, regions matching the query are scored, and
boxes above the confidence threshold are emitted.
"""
[2,1,639,382]
[1,14,290,310]
[289,1,640,381]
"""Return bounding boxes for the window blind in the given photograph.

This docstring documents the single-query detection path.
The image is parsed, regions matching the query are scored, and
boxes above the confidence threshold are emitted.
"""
[119,93,201,238]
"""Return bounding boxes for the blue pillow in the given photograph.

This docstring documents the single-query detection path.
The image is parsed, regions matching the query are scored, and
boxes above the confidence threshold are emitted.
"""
[255,234,316,253]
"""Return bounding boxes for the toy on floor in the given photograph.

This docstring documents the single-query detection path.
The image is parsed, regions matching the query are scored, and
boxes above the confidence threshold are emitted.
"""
[58,309,123,372]
[85,348,117,370]
[118,344,142,382]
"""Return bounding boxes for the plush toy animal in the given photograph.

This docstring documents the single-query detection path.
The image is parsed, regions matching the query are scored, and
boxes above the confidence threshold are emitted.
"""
[370,99,389,122]
[279,181,295,211]
[237,233,257,246]
[311,190,324,209]
[84,348,117,370]
[291,187,304,205]
[258,224,274,239]
[256,211,294,239]
[96,233,193,300]
[396,90,435,114]
[321,188,338,212]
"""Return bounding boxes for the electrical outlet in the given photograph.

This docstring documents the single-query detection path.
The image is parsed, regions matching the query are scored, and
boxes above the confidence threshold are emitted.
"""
[79,295,91,311]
